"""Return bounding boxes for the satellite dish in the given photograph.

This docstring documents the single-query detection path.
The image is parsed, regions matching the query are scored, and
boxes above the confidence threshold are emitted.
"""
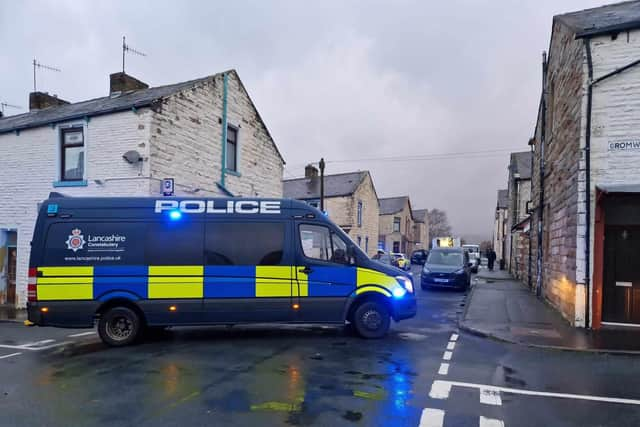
[123,150,142,164]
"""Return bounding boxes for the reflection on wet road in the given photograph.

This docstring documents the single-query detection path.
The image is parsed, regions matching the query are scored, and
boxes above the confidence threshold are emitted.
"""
[1,277,466,427]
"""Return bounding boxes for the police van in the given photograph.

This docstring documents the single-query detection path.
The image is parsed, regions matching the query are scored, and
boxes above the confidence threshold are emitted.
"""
[27,195,417,346]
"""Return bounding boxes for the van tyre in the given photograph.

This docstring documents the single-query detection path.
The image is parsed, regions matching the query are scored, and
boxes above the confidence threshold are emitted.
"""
[353,301,390,339]
[98,306,141,347]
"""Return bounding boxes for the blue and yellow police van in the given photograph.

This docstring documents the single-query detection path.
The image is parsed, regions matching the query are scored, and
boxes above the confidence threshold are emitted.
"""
[28,194,416,346]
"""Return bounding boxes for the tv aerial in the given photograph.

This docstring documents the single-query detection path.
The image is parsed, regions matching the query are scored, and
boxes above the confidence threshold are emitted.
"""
[33,59,62,92]
[122,36,147,73]
[0,101,21,116]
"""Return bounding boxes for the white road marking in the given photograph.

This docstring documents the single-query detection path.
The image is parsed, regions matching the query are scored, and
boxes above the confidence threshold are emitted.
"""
[480,388,502,406]
[438,363,450,375]
[479,416,505,427]
[429,381,452,399]
[450,333,459,341]
[23,339,55,347]
[446,341,456,351]
[0,352,22,360]
[442,351,453,360]
[435,379,640,406]
[419,408,445,427]
[68,331,96,338]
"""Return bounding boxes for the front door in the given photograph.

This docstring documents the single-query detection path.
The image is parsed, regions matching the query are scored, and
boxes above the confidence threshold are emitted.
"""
[602,225,640,324]
[6,247,16,306]
[295,223,356,322]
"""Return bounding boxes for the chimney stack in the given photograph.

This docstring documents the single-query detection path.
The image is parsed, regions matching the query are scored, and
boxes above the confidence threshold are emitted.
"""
[29,92,70,111]
[305,164,319,179]
[110,72,148,95]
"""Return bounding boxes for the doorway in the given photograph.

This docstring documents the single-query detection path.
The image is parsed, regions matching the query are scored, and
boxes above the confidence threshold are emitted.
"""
[602,226,640,324]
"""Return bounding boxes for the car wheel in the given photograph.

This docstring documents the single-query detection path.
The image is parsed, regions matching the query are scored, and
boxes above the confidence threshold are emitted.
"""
[352,301,391,339]
[98,306,142,347]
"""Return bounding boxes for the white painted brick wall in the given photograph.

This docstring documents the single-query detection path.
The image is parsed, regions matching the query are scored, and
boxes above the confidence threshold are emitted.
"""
[577,30,640,325]
[0,110,153,307]
[0,72,285,307]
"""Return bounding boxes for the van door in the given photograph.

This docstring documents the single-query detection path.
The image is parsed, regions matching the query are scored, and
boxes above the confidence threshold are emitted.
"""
[294,223,356,322]
[202,221,293,323]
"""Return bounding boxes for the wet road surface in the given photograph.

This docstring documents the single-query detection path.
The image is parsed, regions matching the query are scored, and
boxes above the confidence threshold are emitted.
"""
[2,268,640,426]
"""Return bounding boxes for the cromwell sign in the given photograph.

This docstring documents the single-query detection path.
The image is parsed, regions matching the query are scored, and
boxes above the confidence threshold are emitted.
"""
[608,139,640,151]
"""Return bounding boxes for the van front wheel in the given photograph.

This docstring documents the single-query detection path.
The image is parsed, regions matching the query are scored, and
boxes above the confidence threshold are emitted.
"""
[353,301,390,339]
[98,306,141,347]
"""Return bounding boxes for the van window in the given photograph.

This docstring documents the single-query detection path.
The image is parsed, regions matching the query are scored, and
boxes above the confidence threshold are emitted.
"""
[205,222,285,265]
[299,224,349,264]
[146,222,204,265]
[43,222,145,266]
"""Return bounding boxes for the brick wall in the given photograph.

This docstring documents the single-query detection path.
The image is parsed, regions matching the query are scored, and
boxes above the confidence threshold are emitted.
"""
[0,110,153,307]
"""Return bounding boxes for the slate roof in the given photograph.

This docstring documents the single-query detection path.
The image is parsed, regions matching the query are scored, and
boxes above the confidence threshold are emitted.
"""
[509,151,532,180]
[379,196,409,215]
[283,171,368,200]
[556,0,640,38]
[413,209,428,223]
[0,75,218,135]
[497,189,509,209]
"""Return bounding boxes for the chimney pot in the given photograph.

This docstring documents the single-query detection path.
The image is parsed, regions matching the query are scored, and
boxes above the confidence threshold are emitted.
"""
[29,92,70,111]
[110,72,148,95]
[305,164,319,179]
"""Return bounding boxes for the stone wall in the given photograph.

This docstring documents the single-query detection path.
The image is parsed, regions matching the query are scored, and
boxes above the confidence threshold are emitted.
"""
[379,198,414,253]
[531,20,585,324]
[149,71,284,198]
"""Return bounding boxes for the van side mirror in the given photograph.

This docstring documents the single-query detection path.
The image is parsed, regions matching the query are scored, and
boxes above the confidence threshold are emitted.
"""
[347,244,358,266]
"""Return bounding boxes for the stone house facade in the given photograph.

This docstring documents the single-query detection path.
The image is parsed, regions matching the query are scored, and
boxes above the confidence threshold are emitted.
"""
[506,151,532,284]
[493,189,509,264]
[0,70,285,308]
[530,1,640,328]
[412,209,430,251]
[283,168,380,257]
[378,196,415,254]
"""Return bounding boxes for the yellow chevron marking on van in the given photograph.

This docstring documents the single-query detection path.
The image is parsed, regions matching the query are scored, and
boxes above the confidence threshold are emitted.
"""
[38,284,93,300]
[356,268,396,288]
[38,266,94,276]
[355,286,392,297]
[38,277,93,285]
[294,266,309,297]
[149,266,203,276]
[256,266,292,297]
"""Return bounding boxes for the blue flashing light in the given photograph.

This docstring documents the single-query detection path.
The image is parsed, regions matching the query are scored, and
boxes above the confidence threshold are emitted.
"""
[393,288,406,299]
[169,210,182,220]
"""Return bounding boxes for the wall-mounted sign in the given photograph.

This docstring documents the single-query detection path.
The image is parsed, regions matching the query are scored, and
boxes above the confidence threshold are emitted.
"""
[608,139,640,152]
[162,178,174,196]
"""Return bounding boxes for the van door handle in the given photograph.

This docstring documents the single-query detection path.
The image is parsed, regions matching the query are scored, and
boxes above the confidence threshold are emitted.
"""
[298,266,312,275]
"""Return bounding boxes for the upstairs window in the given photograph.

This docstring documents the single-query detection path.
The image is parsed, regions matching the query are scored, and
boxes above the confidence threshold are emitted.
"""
[357,201,363,227]
[61,127,84,181]
[393,217,401,233]
[226,125,238,172]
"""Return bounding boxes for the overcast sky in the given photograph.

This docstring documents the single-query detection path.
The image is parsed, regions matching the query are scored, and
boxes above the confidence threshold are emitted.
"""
[0,0,608,240]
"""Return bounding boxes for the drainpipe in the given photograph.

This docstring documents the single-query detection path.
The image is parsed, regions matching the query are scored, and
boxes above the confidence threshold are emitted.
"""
[220,72,229,189]
[536,51,547,298]
[584,39,593,328]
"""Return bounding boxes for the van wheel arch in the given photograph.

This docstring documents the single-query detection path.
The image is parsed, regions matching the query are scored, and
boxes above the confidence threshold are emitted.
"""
[96,298,147,326]
[346,292,393,323]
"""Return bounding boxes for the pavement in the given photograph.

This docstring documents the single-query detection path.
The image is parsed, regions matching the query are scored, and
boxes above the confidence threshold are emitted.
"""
[2,265,640,426]
[461,268,640,353]
[0,305,26,323]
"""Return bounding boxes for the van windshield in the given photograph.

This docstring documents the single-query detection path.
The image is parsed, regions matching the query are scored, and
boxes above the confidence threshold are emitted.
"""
[427,250,463,266]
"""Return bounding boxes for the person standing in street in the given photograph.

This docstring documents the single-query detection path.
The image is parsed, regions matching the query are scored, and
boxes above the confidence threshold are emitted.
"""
[487,248,496,271]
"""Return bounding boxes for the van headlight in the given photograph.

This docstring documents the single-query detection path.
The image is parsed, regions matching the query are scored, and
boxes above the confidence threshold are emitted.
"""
[453,268,465,275]
[422,266,431,274]
[395,276,413,294]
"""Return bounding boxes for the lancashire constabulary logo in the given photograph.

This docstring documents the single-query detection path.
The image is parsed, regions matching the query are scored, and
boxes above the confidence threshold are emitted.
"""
[66,228,86,252]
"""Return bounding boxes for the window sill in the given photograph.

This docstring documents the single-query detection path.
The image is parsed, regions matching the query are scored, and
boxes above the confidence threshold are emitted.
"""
[225,169,242,177]
[52,180,88,188]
